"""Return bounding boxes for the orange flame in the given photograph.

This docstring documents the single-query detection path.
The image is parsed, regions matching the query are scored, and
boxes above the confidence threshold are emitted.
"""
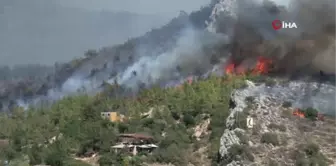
[224,56,273,75]
[252,56,273,74]
[225,63,235,75]
[293,109,305,118]
[187,76,193,84]
[236,65,246,75]
[317,113,325,121]
[293,108,325,121]
[174,76,193,90]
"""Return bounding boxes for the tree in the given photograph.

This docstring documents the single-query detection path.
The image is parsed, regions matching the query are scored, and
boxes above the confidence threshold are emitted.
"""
[304,107,318,120]
[1,146,17,162]
[0,73,248,165]
[99,152,124,166]
[84,49,98,58]
[45,140,68,166]
[11,128,27,152]
[28,144,44,165]
[182,114,195,127]
[114,55,120,62]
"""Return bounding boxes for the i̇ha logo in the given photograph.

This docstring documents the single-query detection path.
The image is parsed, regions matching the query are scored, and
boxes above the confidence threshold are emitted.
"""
[272,20,297,30]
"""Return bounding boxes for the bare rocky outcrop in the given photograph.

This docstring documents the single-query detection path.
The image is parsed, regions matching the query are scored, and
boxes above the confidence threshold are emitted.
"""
[219,79,336,166]
[193,118,210,141]
[219,128,244,157]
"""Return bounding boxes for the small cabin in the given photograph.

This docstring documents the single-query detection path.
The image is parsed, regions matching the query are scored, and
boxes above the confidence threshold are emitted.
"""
[111,133,158,155]
[100,112,125,122]
[117,133,155,145]
[0,139,9,149]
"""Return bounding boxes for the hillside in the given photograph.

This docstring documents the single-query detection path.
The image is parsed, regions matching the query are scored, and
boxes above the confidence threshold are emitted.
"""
[0,0,335,165]
[220,79,335,165]
[0,75,335,166]
[0,74,244,166]
[0,4,213,112]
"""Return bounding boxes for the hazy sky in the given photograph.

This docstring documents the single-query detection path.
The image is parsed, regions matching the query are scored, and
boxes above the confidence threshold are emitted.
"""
[0,0,210,66]
[59,0,210,16]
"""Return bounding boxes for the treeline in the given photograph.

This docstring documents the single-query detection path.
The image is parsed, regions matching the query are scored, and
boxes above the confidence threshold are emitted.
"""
[0,64,54,80]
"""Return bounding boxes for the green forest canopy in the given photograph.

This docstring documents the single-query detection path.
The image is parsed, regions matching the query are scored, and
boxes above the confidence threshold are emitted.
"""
[0,75,250,166]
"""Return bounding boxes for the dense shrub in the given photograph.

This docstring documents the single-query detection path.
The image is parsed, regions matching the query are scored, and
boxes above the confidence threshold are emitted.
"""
[235,131,249,145]
[303,107,318,121]
[295,143,328,166]
[182,114,196,127]
[282,101,292,108]
[44,141,68,166]
[27,144,44,165]
[225,144,254,163]
[304,142,321,157]
[268,123,286,132]
[99,152,124,166]
[261,132,280,146]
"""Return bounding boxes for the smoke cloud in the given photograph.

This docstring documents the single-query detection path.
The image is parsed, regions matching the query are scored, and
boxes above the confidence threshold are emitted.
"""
[109,26,229,89]
[11,0,336,116]
[206,0,335,115]
[208,0,335,76]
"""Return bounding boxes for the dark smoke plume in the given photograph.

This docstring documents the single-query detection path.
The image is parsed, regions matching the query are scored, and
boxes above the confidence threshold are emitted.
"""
[203,0,336,115]
[211,0,335,77]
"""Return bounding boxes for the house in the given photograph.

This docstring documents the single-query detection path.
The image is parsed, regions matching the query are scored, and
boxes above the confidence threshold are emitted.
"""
[100,112,125,122]
[117,133,154,144]
[111,133,158,155]
[0,139,9,149]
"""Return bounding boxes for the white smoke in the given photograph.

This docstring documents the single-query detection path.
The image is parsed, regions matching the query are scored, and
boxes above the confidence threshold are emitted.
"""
[9,1,221,102]
[109,25,229,89]
[208,0,299,39]
[233,80,336,115]
[206,0,336,115]
[12,0,335,115]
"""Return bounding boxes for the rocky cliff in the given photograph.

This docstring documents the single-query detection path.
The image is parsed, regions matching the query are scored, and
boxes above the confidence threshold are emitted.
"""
[220,79,336,165]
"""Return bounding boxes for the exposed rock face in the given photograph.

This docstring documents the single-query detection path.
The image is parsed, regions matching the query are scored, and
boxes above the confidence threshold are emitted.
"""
[219,79,336,165]
[207,0,238,34]
[219,128,244,157]
[227,79,335,120]
[193,118,210,141]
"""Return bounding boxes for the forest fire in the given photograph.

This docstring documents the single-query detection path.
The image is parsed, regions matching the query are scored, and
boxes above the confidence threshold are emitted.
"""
[225,63,235,75]
[173,76,194,90]
[225,56,273,75]
[187,76,193,84]
[292,108,325,121]
[293,109,305,118]
[252,57,273,74]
